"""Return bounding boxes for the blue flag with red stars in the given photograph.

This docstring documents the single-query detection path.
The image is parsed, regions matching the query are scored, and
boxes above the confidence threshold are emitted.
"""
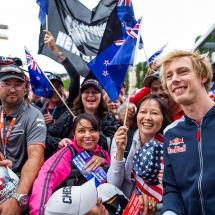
[24,46,53,98]
[88,18,142,101]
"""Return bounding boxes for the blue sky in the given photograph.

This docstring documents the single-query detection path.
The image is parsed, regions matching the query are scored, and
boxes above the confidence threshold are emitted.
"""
[0,0,215,74]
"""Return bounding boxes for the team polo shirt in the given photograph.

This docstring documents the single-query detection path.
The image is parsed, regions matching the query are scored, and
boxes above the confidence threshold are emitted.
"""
[0,100,46,173]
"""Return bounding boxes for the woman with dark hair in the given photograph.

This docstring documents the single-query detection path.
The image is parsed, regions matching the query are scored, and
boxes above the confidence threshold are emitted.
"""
[29,113,110,215]
[45,79,118,158]
[107,94,172,215]
[130,94,172,133]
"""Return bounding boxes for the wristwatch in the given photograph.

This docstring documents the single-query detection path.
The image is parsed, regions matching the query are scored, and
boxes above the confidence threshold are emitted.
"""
[57,52,63,58]
[11,193,29,207]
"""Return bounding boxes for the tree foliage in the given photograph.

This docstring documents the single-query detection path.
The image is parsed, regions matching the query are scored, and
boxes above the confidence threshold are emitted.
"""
[135,61,148,89]
[125,70,129,95]
[63,79,70,91]
[195,34,215,59]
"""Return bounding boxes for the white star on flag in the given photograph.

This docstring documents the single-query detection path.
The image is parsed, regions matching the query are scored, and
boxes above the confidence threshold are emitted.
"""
[121,21,127,26]
[104,60,109,66]
[117,65,123,69]
[102,71,108,77]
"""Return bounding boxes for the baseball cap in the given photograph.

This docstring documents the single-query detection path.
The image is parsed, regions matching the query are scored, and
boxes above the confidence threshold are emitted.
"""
[0,56,14,67]
[80,79,103,93]
[44,178,98,215]
[97,183,128,215]
[143,71,160,88]
[48,75,64,86]
[0,65,27,82]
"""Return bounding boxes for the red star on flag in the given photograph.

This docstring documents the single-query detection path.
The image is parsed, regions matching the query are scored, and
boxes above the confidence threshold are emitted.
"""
[36,76,40,81]
[104,60,109,66]
[103,71,109,77]
[117,65,123,69]
[122,21,127,26]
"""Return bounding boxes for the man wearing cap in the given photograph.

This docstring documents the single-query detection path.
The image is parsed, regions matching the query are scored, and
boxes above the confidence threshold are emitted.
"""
[40,74,66,127]
[0,65,46,214]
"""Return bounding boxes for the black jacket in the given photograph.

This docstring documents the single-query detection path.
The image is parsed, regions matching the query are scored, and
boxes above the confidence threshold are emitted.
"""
[45,111,118,159]
[40,101,69,127]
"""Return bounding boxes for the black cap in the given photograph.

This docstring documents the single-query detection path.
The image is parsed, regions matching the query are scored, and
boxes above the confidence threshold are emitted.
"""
[143,71,160,88]
[80,79,103,93]
[0,65,27,82]
[48,75,64,86]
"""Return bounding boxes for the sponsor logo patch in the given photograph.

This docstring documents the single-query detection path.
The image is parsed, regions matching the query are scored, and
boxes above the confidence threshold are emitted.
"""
[168,138,186,154]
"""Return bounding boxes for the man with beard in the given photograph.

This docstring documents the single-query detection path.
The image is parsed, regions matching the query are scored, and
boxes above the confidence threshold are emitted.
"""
[0,65,46,214]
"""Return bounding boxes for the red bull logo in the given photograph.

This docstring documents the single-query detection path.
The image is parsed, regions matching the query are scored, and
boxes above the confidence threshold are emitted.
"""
[168,145,186,154]
[169,138,184,146]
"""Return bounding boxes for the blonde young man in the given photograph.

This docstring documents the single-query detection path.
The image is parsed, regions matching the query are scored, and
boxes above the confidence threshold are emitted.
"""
[159,50,214,215]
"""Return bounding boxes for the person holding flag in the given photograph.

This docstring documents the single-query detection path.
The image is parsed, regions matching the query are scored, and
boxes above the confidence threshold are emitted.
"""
[107,94,172,215]
[25,44,78,129]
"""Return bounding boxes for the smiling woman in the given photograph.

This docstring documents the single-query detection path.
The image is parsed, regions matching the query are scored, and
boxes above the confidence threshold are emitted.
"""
[45,78,118,159]
[72,114,100,152]
[29,113,111,215]
[107,94,172,214]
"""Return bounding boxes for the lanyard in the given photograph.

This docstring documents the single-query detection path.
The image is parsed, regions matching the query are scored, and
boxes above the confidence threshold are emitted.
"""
[0,111,16,156]
[46,105,51,115]
[46,105,57,116]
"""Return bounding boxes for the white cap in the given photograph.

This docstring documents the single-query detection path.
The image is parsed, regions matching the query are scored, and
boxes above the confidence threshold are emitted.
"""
[44,178,98,215]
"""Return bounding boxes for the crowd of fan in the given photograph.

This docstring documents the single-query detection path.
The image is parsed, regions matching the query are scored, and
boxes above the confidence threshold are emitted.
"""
[0,30,215,215]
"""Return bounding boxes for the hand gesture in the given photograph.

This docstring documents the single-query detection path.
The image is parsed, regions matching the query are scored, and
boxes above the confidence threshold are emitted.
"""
[138,194,157,215]
[84,155,105,172]
[0,198,22,215]
[114,126,128,161]
[43,30,58,52]
[43,113,53,125]
[58,138,73,149]
[158,169,164,185]
[0,159,13,168]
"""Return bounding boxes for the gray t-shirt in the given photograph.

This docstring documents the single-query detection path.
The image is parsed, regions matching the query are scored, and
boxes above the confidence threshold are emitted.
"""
[0,100,46,172]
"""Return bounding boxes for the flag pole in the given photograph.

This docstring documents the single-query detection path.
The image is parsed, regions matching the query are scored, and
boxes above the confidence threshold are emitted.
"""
[123,17,143,126]
[45,79,76,118]
[143,45,149,65]
[46,15,48,31]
